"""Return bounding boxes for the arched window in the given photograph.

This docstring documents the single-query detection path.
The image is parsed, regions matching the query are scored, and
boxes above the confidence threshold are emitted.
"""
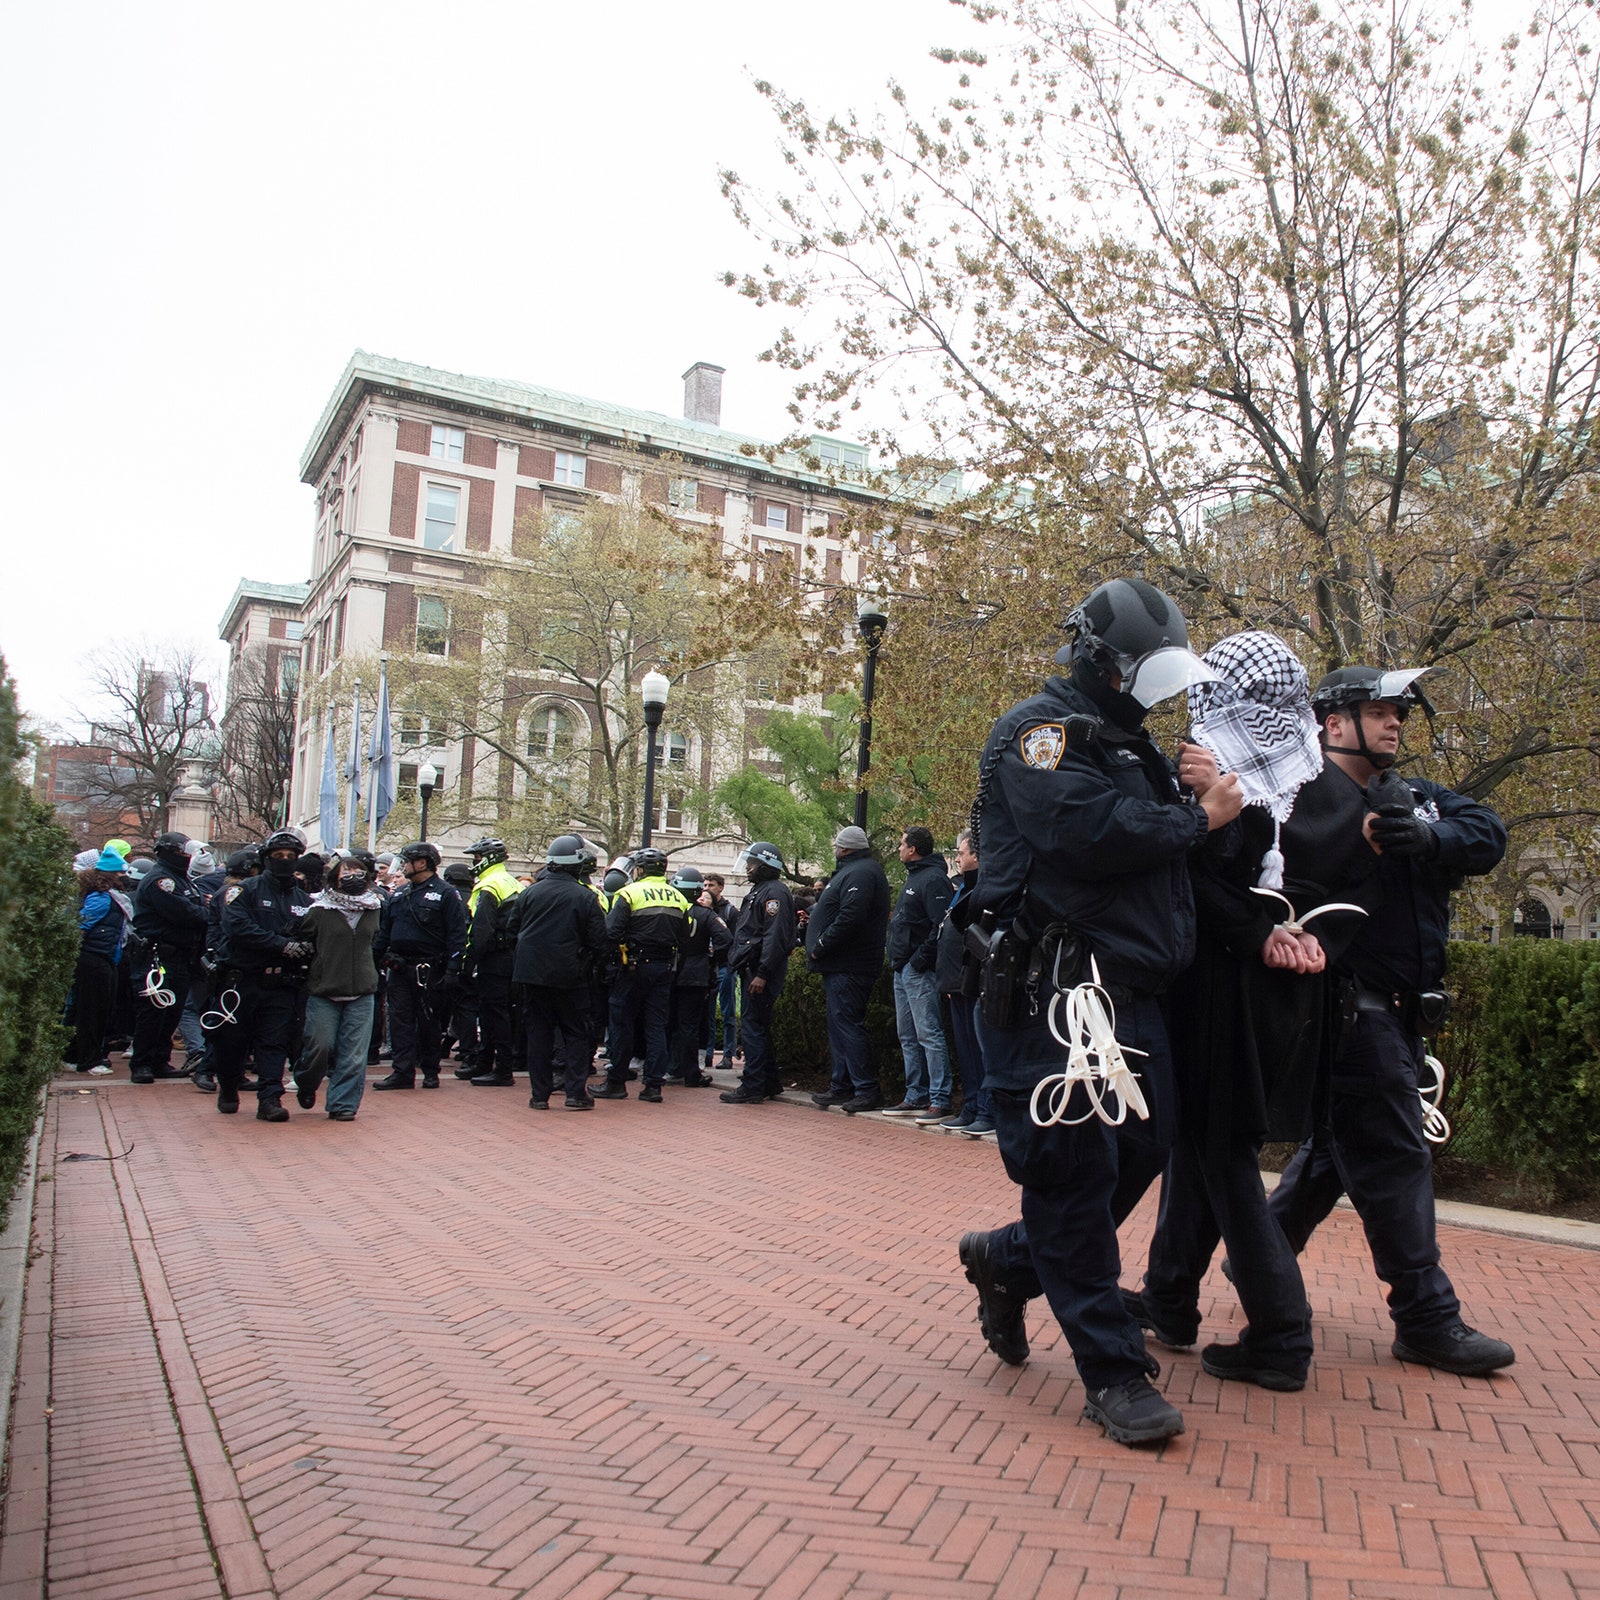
[526,703,575,761]
[1514,898,1553,939]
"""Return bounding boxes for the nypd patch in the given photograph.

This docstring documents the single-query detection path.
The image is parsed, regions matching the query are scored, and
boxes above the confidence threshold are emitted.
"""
[766,899,779,915]
[156,877,176,893]
[1020,724,1066,770]
[224,885,242,903]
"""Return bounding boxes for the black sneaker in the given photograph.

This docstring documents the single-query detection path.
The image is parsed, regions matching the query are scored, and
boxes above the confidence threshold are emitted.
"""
[528,1097,550,1110]
[294,1064,324,1110]
[639,1084,663,1103]
[591,1082,627,1100]
[191,1071,217,1094]
[1200,1341,1306,1391]
[217,1086,240,1115]
[811,1090,851,1110]
[958,1231,1029,1366]
[1121,1288,1198,1352]
[256,1100,290,1123]
[130,1070,155,1085]
[327,1109,356,1121]
[840,1091,885,1115]
[1392,1322,1515,1376]
[150,1065,189,1080]
[720,1085,767,1104]
[1082,1376,1184,1445]
[563,1095,595,1111]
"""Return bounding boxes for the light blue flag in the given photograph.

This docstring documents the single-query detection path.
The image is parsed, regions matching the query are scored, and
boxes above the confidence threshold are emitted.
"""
[369,669,394,832]
[318,715,340,851]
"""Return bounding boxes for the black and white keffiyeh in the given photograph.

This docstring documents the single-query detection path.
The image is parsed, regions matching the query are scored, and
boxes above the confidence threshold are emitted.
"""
[1186,631,1322,888]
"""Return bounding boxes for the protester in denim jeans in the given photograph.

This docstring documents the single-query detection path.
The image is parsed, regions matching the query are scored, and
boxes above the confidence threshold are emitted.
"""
[884,827,955,1119]
[293,851,383,1121]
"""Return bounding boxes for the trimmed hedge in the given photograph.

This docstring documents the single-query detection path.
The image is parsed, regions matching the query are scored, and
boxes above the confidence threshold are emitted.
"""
[0,659,77,1229]
[1436,939,1600,1201]
[771,947,906,1100]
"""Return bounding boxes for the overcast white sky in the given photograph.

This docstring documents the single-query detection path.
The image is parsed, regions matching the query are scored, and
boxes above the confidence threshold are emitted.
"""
[0,0,986,727]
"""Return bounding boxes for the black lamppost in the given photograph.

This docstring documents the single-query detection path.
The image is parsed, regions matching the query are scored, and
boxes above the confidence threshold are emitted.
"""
[639,669,670,848]
[854,592,889,830]
[418,760,438,843]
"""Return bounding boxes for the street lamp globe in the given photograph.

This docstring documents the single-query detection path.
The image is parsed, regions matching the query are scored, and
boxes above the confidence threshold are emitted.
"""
[418,761,438,796]
[856,590,889,641]
[641,669,671,715]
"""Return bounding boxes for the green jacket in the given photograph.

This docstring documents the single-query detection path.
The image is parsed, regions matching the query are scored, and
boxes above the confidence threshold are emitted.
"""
[301,901,381,998]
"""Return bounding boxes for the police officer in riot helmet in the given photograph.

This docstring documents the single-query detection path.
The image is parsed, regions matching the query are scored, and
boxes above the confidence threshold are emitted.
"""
[596,847,692,1101]
[1265,665,1515,1376]
[667,865,731,1089]
[462,837,523,1087]
[129,830,210,1084]
[723,841,796,1104]
[371,841,468,1090]
[513,834,610,1108]
[957,577,1242,1447]
[212,829,313,1120]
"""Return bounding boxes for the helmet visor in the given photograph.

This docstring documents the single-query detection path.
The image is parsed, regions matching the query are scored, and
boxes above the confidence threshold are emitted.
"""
[1123,647,1223,709]
[1373,668,1430,705]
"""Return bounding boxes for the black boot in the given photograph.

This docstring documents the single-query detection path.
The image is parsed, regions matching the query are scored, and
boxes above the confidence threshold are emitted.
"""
[256,1099,290,1123]
[217,1085,240,1115]
[372,1072,415,1090]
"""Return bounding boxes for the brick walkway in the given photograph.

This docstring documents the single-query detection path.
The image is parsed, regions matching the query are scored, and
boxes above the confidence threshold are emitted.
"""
[3,1071,1598,1600]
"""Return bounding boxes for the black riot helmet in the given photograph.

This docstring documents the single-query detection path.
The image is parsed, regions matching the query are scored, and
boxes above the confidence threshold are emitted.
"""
[262,828,305,881]
[601,866,629,895]
[546,834,591,875]
[631,847,669,878]
[1312,666,1433,770]
[466,836,508,866]
[264,828,306,857]
[442,862,473,890]
[225,846,261,878]
[737,841,784,882]
[399,841,442,872]
[152,830,191,863]
[671,864,705,896]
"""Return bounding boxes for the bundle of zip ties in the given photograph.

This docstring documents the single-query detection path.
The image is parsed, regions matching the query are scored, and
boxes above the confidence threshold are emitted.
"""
[141,962,176,1008]
[1031,956,1150,1128]
[1420,1054,1450,1144]
[200,988,241,1031]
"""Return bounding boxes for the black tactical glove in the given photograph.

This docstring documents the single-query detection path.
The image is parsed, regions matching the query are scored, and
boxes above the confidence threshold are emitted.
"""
[1368,811,1440,858]
[281,940,313,959]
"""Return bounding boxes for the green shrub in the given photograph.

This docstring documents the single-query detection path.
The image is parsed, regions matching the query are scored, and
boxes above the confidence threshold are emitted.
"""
[1436,940,1600,1201]
[0,658,77,1229]
[771,947,906,1098]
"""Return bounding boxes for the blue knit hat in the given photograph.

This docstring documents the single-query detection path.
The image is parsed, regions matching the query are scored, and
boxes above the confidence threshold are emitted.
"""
[95,848,129,873]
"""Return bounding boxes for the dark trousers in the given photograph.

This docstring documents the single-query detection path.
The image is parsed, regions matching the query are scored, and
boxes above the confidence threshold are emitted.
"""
[474,975,515,1074]
[708,965,737,1064]
[978,995,1174,1391]
[207,977,297,1101]
[67,950,117,1067]
[130,953,194,1076]
[525,985,593,1102]
[671,986,711,1083]
[1143,1124,1313,1371]
[738,969,784,1093]
[367,971,387,1064]
[822,969,877,1095]
[947,993,990,1118]
[449,978,480,1067]
[1270,1009,1461,1336]
[388,964,444,1082]
[607,961,673,1086]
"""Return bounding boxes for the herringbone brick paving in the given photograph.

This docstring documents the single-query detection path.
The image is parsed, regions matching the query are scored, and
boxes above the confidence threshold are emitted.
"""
[5,1072,1600,1599]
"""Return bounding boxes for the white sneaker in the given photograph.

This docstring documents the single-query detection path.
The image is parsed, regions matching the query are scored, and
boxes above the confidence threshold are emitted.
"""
[88,1064,113,1076]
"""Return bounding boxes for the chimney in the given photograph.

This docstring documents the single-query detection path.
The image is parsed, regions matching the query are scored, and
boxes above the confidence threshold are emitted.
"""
[682,362,725,427]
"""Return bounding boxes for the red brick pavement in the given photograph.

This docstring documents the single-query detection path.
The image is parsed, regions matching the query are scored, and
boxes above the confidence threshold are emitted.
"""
[5,1071,1600,1600]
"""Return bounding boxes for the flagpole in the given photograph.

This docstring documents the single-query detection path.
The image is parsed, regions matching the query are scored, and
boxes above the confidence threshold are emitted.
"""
[345,676,362,849]
[367,654,388,852]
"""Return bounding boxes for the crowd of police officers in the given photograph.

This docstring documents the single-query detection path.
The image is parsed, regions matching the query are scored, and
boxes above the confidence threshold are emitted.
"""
[109,572,1516,1449]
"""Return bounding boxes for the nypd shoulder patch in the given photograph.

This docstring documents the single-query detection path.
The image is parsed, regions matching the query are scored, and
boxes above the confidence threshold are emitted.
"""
[1020,724,1066,770]
[224,884,242,903]
[156,877,176,893]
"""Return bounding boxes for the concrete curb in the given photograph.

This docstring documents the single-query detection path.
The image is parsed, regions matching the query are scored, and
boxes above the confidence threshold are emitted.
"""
[0,1106,47,1461]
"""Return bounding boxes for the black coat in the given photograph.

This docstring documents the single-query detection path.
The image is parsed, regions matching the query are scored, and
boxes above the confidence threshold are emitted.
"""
[132,855,208,956]
[220,874,313,972]
[804,851,890,975]
[731,878,795,984]
[935,869,979,995]
[511,873,609,988]
[676,903,732,988]
[373,873,468,970]
[886,852,953,972]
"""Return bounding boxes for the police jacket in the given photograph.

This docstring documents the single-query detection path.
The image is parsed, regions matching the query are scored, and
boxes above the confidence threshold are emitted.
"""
[676,903,732,988]
[606,877,691,963]
[220,873,312,972]
[731,877,796,983]
[512,872,609,987]
[973,675,1207,995]
[935,868,980,995]
[373,873,468,970]
[132,855,208,956]
[804,851,890,975]
[886,852,953,973]
[464,862,522,979]
[1331,769,1507,994]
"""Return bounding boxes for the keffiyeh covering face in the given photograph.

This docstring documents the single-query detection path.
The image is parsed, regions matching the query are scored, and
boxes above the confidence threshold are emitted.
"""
[1187,630,1322,826]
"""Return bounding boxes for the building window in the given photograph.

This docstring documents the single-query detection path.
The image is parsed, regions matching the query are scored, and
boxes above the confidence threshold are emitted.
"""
[1586,907,1600,940]
[655,729,689,832]
[668,476,697,512]
[284,620,305,642]
[527,703,575,760]
[553,451,586,487]
[279,653,301,695]
[430,425,465,461]
[423,483,460,550]
[397,763,448,800]
[416,596,449,656]
[399,712,443,748]
[764,502,789,531]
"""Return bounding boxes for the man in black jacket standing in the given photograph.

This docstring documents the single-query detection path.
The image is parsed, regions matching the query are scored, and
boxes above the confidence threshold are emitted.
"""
[884,826,956,1120]
[804,825,891,1114]
[514,835,609,1109]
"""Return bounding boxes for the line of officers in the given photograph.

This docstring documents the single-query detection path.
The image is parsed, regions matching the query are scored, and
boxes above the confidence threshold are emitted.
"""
[126,823,799,1116]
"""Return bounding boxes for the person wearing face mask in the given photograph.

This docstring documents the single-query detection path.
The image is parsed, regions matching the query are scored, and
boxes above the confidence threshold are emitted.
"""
[371,841,468,1090]
[292,849,384,1121]
[953,578,1243,1448]
[212,829,314,1121]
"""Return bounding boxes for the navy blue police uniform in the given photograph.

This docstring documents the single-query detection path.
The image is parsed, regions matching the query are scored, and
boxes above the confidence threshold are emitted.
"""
[729,877,796,1098]
[129,846,209,1081]
[670,900,732,1087]
[373,873,468,1088]
[602,876,692,1096]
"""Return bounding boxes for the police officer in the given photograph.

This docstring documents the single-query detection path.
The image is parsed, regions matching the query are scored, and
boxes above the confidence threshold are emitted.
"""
[667,865,731,1089]
[461,838,523,1087]
[129,831,210,1084]
[440,862,479,1074]
[596,848,690,1102]
[955,578,1241,1446]
[723,841,796,1104]
[213,830,313,1120]
[514,835,610,1109]
[1267,666,1515,1375]
[372,842,468,1090]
